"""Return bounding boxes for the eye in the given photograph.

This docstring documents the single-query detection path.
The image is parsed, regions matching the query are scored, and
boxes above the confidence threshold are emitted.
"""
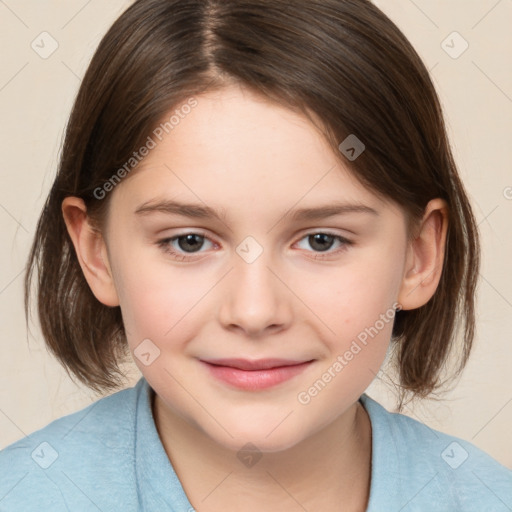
[157,232,215,261]
[295,232,353,258]
[157,230,353,262]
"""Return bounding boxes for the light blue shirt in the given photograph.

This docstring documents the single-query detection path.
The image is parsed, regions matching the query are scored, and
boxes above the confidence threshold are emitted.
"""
[1,377,511,511]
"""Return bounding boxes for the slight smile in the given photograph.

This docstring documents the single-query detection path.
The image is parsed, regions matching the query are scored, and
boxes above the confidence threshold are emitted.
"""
[199,358,315,391]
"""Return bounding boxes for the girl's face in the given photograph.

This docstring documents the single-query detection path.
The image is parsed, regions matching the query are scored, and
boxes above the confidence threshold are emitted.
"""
[103,83,410,452]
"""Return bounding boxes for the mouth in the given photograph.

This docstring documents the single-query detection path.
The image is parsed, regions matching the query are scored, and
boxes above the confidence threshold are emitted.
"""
[199,358,315,390]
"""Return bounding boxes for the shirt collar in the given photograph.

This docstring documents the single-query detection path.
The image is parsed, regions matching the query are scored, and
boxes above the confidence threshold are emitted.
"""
[134,377,195,511]
[359,393,399,511]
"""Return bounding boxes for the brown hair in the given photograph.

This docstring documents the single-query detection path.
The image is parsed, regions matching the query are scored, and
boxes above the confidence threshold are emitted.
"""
[24,0,480,409]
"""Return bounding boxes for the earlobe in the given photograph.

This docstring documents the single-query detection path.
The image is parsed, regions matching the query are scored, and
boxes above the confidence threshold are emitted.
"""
[397,198,449,311]
[61,197,120,307]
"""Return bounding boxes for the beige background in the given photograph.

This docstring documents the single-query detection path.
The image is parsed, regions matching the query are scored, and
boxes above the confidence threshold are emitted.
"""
[0,0,511,468]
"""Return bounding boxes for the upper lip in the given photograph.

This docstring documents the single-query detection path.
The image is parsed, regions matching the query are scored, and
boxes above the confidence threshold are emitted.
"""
[201,358,313,371]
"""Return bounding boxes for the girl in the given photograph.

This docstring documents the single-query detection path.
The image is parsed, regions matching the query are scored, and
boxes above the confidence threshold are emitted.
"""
[1,0,511,510]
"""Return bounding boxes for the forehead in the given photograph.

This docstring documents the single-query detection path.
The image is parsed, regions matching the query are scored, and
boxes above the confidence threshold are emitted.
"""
[108,84,396,222]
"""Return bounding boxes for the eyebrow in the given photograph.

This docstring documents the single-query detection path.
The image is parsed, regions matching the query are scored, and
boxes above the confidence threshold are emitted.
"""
[135,200,227,221]
[134,199,379,222]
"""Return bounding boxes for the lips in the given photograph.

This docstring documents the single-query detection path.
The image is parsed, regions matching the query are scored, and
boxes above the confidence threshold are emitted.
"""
[199,358,314,390]
[202,358,311,371]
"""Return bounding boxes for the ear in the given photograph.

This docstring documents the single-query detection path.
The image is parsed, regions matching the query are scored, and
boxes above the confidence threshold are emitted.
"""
[397,198,449,310]
[61,196,120,307]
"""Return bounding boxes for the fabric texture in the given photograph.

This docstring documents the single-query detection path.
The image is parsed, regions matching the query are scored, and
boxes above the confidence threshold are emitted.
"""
[1,377,511,511]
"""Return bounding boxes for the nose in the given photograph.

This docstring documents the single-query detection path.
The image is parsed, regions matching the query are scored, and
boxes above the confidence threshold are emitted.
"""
[217,250,293,337]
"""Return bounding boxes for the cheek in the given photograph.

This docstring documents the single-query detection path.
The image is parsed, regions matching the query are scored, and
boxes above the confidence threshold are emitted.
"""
[292,249,404,404]
[111,252,202,347]
[329,251,405,389]
[295,266,398,415]
[301,254,402,339]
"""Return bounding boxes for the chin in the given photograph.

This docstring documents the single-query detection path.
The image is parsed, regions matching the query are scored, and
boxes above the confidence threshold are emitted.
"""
[202,415,309,454]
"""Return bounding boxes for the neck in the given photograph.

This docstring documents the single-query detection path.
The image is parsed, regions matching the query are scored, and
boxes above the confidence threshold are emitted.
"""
[152,392,372,512]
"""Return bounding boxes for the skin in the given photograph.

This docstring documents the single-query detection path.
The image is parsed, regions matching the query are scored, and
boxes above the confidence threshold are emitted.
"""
[62,83,448,511]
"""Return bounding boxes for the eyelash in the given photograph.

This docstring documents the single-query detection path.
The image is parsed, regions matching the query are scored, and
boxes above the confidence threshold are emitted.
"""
[156,230,354,261]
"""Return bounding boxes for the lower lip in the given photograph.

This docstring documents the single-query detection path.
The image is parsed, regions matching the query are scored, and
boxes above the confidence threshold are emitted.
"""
[201,361,313,390]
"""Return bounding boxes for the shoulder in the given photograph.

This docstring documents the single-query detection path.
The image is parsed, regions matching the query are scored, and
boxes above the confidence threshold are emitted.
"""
[0,379,143,512]
[360,393,512,512]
